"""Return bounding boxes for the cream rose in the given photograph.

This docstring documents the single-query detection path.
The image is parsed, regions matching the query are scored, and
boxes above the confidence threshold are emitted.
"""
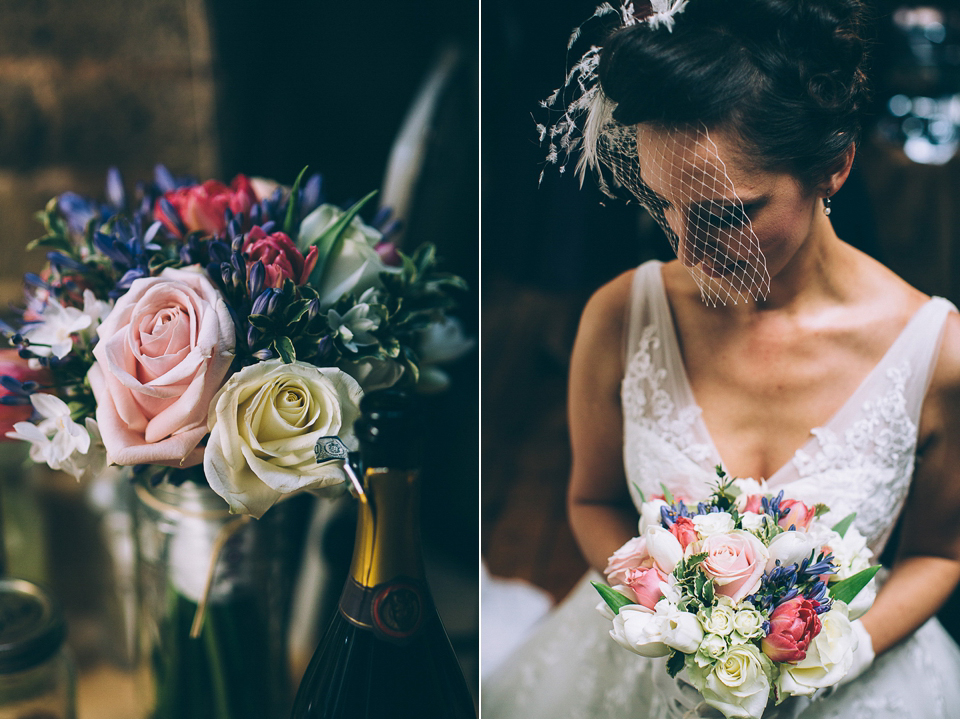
[688,643,773,719]
[88,267,235,466]
[203,360,363,517]
[698,597,737,636]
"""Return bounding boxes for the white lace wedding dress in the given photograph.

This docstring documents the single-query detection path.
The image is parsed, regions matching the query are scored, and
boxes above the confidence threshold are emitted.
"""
[482,260,960,719]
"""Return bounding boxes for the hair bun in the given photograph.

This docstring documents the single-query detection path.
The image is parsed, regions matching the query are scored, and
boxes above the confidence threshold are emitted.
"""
[596,0,869,185]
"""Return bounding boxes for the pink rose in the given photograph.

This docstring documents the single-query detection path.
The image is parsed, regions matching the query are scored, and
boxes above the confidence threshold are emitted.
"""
[158,175,258,237]
[0,351,50,438]
[778,498,816,531]
[604,536,650,586]
[87,267,236,466]
[668,516,698,549]
[699,530,769,603]
[761,597,822,662]
[623,565,667,610]
[241,227,318,288]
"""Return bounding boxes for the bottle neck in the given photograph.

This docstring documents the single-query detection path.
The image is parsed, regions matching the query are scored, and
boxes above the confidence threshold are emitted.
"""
[349,467,424,588]
[339,467,429,642]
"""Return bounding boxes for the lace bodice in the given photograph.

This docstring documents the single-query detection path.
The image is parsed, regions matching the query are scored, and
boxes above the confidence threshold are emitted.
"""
[622,260,957,556]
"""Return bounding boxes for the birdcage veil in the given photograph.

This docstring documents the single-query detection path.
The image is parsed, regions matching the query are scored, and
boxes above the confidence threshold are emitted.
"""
[539,1,771,306]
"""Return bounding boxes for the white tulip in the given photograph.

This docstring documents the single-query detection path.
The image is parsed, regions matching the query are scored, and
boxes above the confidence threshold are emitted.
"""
[765,531,821,573]
[644,525,684,574]
[657,604,704,653]
[609,605,671,658]
[639,499,669,533]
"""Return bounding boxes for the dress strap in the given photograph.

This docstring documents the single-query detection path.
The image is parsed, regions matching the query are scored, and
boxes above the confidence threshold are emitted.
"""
[623,260,665,368]
[886,296,958,424]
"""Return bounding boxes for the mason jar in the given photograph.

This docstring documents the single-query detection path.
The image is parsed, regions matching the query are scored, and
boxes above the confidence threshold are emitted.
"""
[0,578,75,719]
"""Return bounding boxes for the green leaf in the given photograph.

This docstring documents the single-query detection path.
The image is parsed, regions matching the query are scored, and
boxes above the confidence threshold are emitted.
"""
[686,552,708,568]
[660,483,674,505]
[703,579,715,604]
[273,336,296,363]
[591,582,635,616]
[666,651,686,678]
[283,166,309,237]
[829,565,881,605]
[632,482,646,504]
[248,315,273,331]
[285,300,312,325]
[831,512,857,538]
[26,235,73,253]
[304,190,378,288]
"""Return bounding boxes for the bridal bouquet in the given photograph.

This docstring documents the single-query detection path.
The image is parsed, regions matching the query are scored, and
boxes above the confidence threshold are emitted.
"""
[0,166,468,718]
[1,165,467,514]
[595,469,880,719]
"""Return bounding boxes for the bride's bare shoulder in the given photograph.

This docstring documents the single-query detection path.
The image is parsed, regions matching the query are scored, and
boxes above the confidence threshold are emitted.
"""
[572,268,637,376]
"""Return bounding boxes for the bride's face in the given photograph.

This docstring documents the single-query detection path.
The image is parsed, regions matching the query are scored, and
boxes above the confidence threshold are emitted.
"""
[635,123,819,296]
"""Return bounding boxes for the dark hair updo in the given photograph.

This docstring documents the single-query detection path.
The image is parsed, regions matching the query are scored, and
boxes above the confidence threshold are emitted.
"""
[597,0,869,187]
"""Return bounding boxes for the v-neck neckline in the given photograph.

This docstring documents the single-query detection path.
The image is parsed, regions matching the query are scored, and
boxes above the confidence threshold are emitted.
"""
[650,262,933,484]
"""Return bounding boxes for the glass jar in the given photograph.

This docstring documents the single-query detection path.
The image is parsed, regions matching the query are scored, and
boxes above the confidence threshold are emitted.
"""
[0,578,75,719]
[133,468,310,719]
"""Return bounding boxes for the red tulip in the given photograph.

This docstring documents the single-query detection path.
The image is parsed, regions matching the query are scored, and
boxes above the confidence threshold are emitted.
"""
[761,597,822,663]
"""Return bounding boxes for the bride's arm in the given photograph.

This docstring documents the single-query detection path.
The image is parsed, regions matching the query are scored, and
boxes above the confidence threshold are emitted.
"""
[860,312,960,656]
[566,271,639,574]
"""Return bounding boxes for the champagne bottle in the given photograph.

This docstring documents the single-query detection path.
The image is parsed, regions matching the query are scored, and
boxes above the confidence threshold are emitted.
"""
[290,390,475,718]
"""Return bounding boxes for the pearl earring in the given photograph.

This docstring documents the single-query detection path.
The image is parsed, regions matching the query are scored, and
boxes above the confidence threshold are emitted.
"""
[823,195,832,216]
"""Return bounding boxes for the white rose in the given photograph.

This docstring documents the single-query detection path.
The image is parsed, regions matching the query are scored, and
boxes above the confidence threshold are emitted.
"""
[688,643,773,719]
[777,601,856,697]
[765,530,821,573]
[732,606,765,643]
[739,512,767,533]
[698,597,736,637]
[610,605,671,658]
[639,498,669,533]
[693,511,735,538]
[645,525,684,574]
[695,633,728,667]
[204,360,363,518]
[298,204,401,307]
[656,601,704,653]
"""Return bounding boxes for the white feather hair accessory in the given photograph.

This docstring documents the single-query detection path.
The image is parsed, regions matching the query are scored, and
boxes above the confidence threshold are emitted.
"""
[537,0,772,307]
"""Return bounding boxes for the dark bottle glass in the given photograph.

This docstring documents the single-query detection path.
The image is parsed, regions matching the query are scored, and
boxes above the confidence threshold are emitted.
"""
[290,391,475,719]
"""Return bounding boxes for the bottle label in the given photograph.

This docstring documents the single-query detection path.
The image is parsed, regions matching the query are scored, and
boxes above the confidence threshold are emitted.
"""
[340,576,426,643]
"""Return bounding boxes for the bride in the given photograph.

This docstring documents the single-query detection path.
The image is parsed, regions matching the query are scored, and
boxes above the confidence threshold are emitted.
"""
[482,0,960,717]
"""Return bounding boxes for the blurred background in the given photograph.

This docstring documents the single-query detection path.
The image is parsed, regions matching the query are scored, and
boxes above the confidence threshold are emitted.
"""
[481,0,960,677]
[0,0,478,715]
